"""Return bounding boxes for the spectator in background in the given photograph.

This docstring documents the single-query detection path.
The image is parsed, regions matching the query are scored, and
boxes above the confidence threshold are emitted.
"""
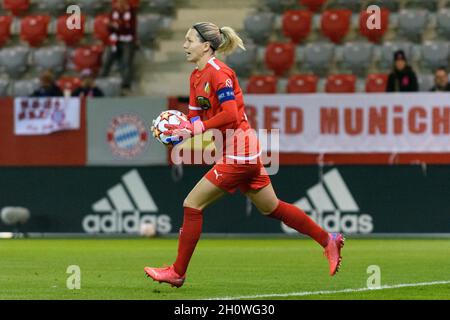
[386,50,419,92]
[72,69,104,98]
[31,70,63,97]
[430,67,450,92]
[99,0,137,92]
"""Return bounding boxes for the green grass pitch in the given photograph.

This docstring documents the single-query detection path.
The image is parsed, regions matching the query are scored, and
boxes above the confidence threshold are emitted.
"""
[0,238,449,300]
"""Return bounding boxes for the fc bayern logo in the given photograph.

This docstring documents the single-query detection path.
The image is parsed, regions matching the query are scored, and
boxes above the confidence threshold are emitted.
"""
[107,114,148,159]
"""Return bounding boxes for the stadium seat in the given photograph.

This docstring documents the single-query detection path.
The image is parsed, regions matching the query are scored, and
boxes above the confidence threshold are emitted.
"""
[56,14,86,47]
[265,42,295,76]
[286,74,318,93]
[0,15,12,47]
[38,0,66,14]
[33,46,66,74]
[244,12,274,45]
[73,45,103,74]
[0,78,9,96]
[12,78,39,97]
[263,0,296,13]
[341,42,373,75]
[299,0,326,12]
[147,0,175,14]
[246,75,278,94]
[3,0,30,16]
[282,10,312,44]
[0,46,29,78]
[93,13,111,45]
[421,41,450,70]
[404,0,438,11]
[56,76,81,95]
[418,74,434,92]
[379,41,413,70]
[360,8,389,43]
[137,14,163,45]
[436,9,450,39]
[398,9,429,42]
[321,9,352,44]
[95,77,122,97]
[368,0,400,11]
[365,73,388,93]
[20,15,51,47]
[302,42,335,75]
[325,74,356,93]
[225,45,257,77]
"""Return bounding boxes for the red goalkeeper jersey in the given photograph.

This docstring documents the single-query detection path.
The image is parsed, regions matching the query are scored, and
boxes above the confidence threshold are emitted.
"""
[187,57,260,163]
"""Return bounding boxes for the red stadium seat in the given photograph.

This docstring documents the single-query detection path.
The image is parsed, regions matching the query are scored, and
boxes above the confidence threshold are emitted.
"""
[360,8,390,43]
[73,45,104,74]
[246,75,278,94]
[56,14,86,47]
[93,13,111,45]
[299,0,326,12]
[20,15,51,47]
[365,73,388,93]
[57,76,82,95]
[282,10,312,44]
[265,42,295,76]
[287,74,318,93]
[321,9,352,43]
[325,74,356,93]
[0,15,13,47]
[3,0,30,16]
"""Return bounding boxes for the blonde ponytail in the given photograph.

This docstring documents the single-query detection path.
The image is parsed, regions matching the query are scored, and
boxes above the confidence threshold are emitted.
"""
[217,26,246,55]
[192,22,245,56]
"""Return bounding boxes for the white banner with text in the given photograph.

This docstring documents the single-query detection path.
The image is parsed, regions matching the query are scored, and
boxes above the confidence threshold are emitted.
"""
[244,93,450,153]
[14,97,80,135]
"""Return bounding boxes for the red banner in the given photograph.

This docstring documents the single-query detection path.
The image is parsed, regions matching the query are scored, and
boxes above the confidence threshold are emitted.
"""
[0,97,86,166]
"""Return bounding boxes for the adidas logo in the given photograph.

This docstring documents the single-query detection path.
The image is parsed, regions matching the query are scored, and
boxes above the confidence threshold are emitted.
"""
[282,168,374,234]
[82,169,172,234]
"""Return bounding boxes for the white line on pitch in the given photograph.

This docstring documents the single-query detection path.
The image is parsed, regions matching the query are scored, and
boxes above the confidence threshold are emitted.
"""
[206,280,450,300]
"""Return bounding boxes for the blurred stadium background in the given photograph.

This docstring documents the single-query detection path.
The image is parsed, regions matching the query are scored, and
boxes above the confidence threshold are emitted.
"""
[1,0,450,96]
[0,0,450,300]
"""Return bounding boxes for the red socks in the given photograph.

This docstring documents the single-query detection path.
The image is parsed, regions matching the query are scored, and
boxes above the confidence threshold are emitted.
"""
[173,207,203,276]
[173,201,328,275]
[268,200,329,247]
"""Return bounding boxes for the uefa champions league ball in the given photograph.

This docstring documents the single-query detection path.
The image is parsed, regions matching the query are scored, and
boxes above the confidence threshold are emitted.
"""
[151,110,188,146]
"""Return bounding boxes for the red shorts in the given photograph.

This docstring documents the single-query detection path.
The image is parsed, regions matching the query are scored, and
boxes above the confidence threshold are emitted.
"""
[205,163,271,194]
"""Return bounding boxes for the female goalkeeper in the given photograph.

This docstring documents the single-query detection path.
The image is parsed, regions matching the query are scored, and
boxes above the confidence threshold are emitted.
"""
[144,22,344,288]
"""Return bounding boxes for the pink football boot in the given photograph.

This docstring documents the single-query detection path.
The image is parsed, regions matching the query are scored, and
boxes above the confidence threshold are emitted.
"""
[324,233,345,276]
[144,265,186,288]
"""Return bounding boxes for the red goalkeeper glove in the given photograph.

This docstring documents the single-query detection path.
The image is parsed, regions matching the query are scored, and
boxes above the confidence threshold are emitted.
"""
[164,116,205,142]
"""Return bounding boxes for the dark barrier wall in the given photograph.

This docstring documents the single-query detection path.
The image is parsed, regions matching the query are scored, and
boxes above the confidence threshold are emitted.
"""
[0,165,448,234]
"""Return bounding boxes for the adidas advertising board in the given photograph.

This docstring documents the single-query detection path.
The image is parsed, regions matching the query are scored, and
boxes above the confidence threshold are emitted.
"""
[281,169,373,234]
[0,166,449,234]
[82,170,171,234]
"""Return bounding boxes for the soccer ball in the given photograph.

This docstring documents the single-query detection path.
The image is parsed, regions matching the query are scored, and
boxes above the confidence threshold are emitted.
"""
[139,222,156,238]
[151,110,188,146]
